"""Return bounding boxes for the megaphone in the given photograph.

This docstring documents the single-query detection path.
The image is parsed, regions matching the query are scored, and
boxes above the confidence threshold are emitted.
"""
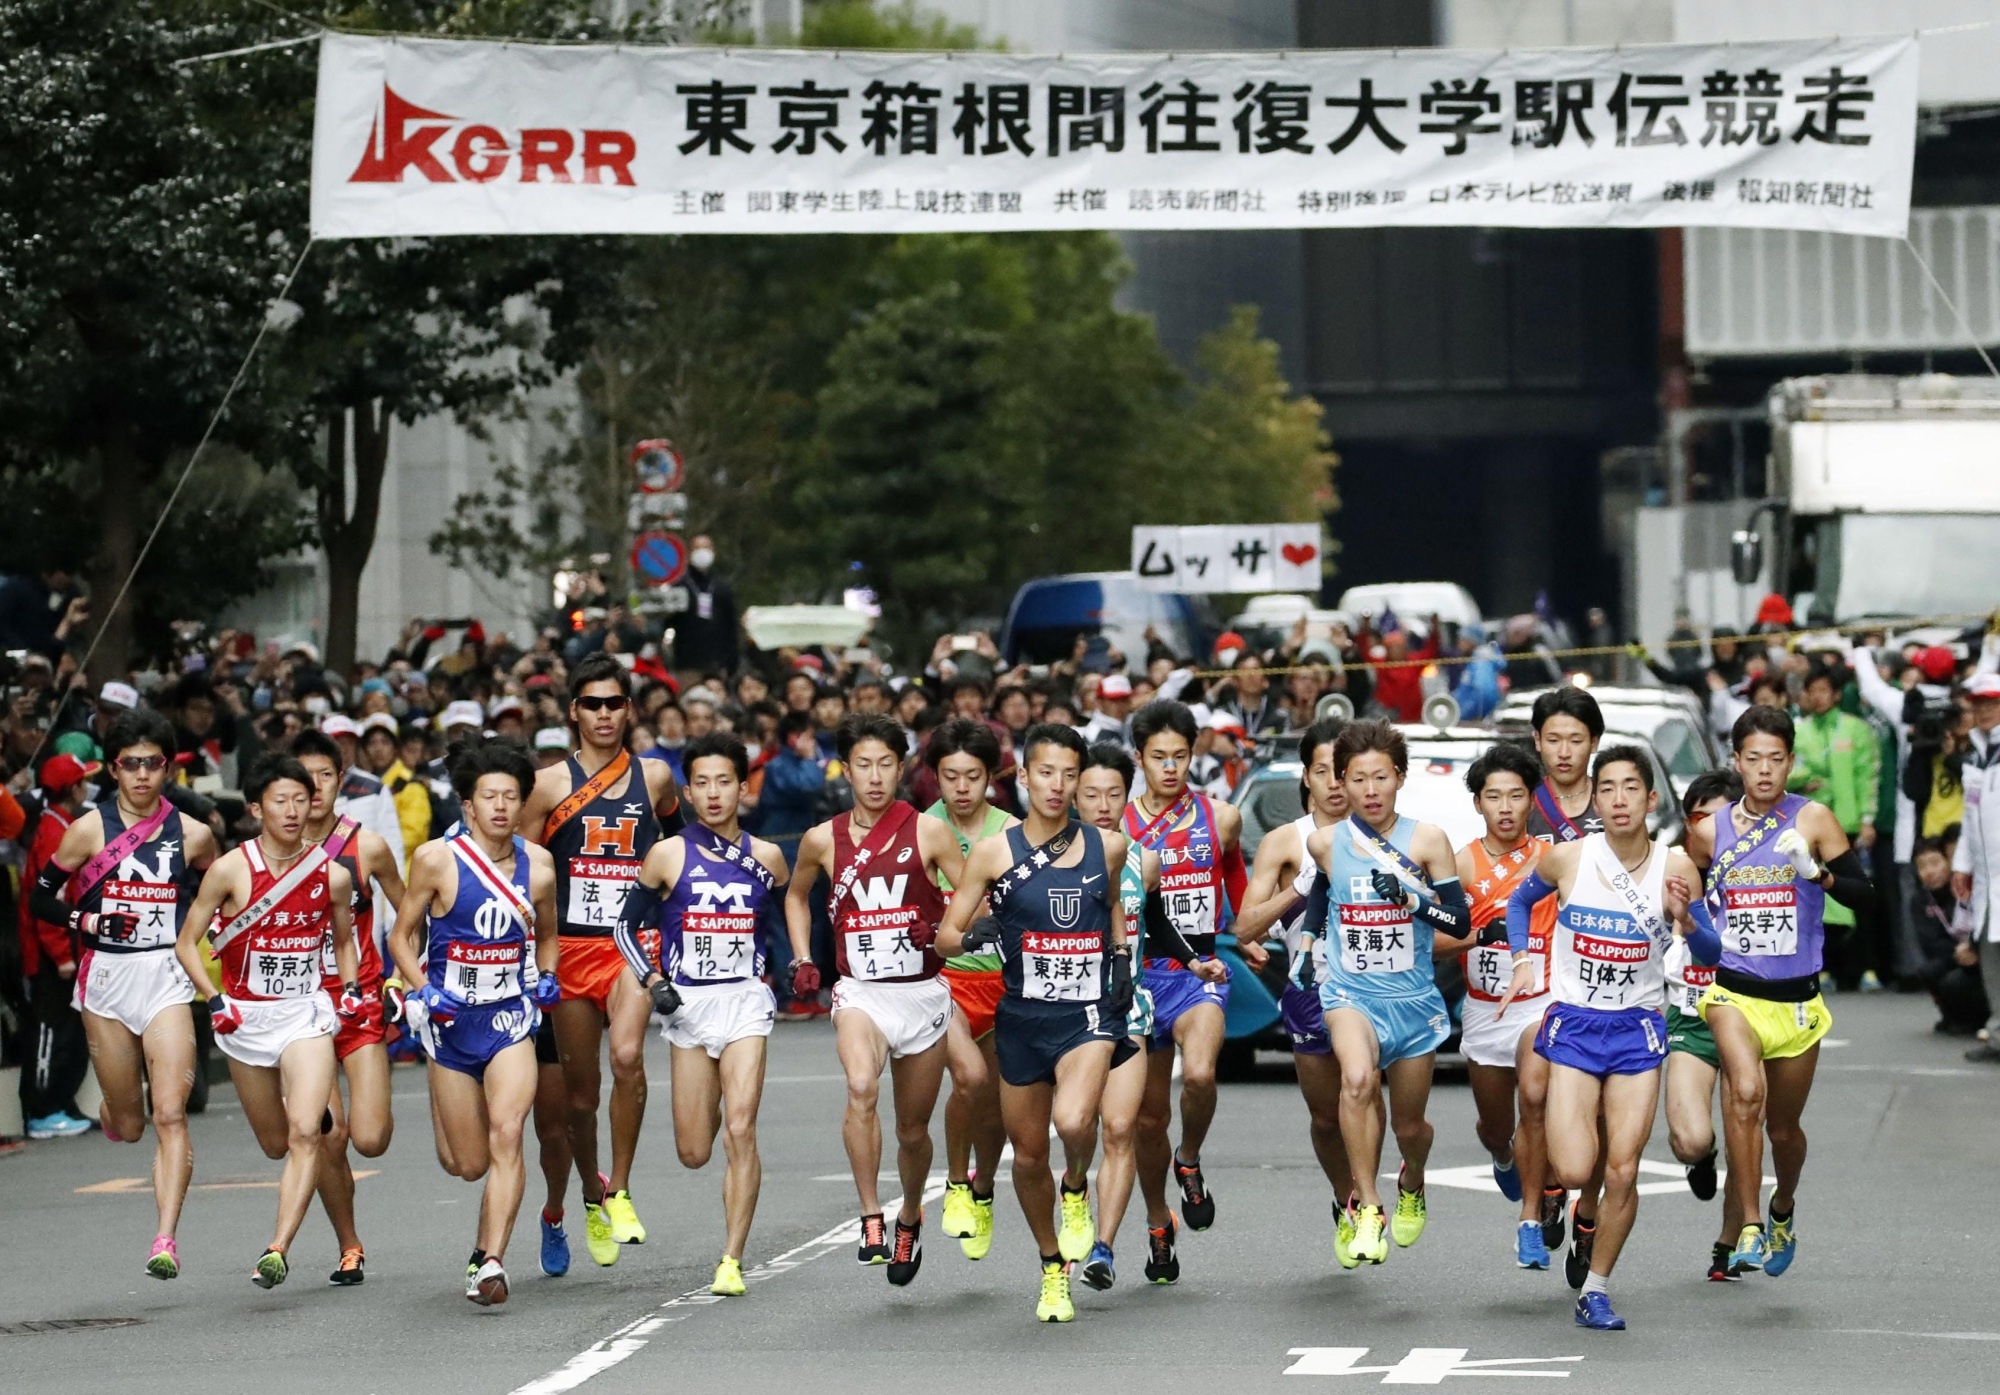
[1314,692,1355,723]
[1423,691,1461,732]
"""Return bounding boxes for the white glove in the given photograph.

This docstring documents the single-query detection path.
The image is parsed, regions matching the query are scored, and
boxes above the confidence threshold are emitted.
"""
[1775,828,1820,881]
[1291,865,1318,899]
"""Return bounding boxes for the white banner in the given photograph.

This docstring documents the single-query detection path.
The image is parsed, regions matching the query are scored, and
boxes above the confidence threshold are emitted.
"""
[1132,524,1322,593]
[311,32,1917,239]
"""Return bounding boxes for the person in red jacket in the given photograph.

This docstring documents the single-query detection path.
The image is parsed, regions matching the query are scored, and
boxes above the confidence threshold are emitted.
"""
[1370,615,1441,724]
[17,754,100,1137]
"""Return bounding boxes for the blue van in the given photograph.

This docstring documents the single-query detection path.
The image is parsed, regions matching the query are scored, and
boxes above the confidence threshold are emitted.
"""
[1001,571,1215,668]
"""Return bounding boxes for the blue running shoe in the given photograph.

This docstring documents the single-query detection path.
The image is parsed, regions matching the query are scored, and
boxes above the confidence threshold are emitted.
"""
[1763,1215,1797,1277]
[1574,1291,1626,1331]
[1727,1224,1766,1276]
[1079,1241,1116,1291]
[1516,1220,1550,1270]
[1492,1156,1522,1203]
[541,1212,571,1278]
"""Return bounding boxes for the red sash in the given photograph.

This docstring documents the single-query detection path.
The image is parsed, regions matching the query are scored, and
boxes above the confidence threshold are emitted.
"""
[544,751,631,843]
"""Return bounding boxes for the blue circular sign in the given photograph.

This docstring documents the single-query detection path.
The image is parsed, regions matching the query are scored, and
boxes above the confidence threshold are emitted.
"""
[630,530,687,586]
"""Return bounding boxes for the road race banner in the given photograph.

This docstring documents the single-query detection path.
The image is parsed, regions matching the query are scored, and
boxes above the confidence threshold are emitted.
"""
[310,31,1917,240]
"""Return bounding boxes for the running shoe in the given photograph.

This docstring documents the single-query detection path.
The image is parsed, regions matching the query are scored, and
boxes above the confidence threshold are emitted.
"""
[1728,1223,1767,1275]
[605,1188,647,1245]
[711,1256,746,1297]
[329,1247,365,1286]
[584,1196,620,1267]
[252,1247,288,1289]
[1143,1218,1180,1285]
[1540,1186,1568,1251]
[1686,1149,1718,1202]
[1079,1241,1116,1291]
[857,1213,890,1265]
[1057,1183,1095,1263]
[941,1181,976,1239]
[26,1112,91,1139]
[962,1193,995,1261]
[1173,1154,1216,1231]
[1516,1220,1550,1270]
[1707,1241,1736,1282]
[468,1250,483,1282]
[1351,1205,1389,1265]
[146,1236,179,1281]
[468,1257,509,1307]
[886,1215,923,1287]
[541,1211,571,1278]
[1492,1155,1522,1203]
[1764,1214,1797,1277]
[1391,1170,1427,1248]
[1334,1201,1360,1270]
[1574,1291,1626,1331]
[1563,1206,1596,1290]
[1036,1259,1074,1323]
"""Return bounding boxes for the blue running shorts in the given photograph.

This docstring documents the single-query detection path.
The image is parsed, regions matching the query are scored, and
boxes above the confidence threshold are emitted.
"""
[423,998,540,1081]
[1318,984,1451,1067]
[1281,982,1332,1057]
[1143,964,1230,1050]
[994,996,1137,1087]
[1533,1002,1666,1079]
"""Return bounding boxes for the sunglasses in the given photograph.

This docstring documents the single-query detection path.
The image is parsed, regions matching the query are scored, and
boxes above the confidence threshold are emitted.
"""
[114,755,169,773]
[574,695,630,713]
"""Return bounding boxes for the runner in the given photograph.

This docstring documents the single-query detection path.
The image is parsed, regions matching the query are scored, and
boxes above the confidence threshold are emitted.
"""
[1664,770,1746,1282]
[294,730,407,1287]
[613,733,790,1298]
[1501,745,1715,1329]
[387,738,561,1306]
[937,724,1135,1323]
[1452,742,1558,1270]
[1231,718,1357,1265]
[1121,700,1245,1267]
[1686,706,1870,1280]
[1299,720,1468,1267]
[1522,686,1607,1259]
[784,713,964,1286]
[925,718,1018,1263]
[29,709,217,1280]
[174,754,361,1289]
[520,653,681,1268]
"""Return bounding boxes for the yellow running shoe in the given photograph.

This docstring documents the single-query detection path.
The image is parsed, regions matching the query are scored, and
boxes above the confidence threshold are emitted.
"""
[605,1189,647,1245]
[584,1199,620,1267]
[710,1256,746,1296]
[1391,1178,1428,1248]
[1352,1205,1389,1265]
[942,1181,976,1239]
[1057,1183,1096,1263]
[962,1193,995,1261]
[1333,1202,1360,1270]
[1036,1260,1075,1323]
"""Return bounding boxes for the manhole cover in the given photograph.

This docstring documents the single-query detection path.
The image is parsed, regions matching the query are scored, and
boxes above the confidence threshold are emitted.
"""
[0,1318,145,1335]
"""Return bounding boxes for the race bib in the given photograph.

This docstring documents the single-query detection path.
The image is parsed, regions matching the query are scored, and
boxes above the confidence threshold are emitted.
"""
[1022,930,1103,1003]
[446,941,524,1004]
[1160,875,1215,941]
[1723,885,1799,958]
[678,913,755,984]
[1336,903,1415,974]
[1570,930,1650,1008]
[565,857,638,930]
[843,925,924,981]
[101,878,179,949]
[245,937,324,999]
[1469,944,1544,1000]
[1677,962,1716,1014]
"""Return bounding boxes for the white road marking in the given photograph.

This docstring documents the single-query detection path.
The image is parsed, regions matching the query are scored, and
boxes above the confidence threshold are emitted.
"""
[1398,1160,1771,1198]
[1283,1347,1581,1381]
[1831,1329,2000,1342]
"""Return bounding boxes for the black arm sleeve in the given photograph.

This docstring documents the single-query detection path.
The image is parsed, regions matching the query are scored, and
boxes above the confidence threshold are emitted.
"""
[1299,870,1330,940]
[1411,878,1470,938]
[1143,892,1204,963]
[30,860,78,930]
[1820,850,1874,911]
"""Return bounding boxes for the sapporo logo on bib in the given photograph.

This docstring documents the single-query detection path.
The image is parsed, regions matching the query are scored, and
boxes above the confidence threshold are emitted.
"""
[1723,884,1798,957]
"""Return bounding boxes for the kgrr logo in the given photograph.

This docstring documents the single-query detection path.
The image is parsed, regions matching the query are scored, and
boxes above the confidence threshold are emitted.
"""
[349,85,636,185]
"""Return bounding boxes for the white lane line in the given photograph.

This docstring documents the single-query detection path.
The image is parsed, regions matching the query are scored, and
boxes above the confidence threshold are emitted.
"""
[1830,1329,2000,1342]
[507,1175,951,1395]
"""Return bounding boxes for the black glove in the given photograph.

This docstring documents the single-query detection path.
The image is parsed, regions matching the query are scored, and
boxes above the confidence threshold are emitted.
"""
[1104,949,1135,1021]
[648,977,682,1018]
[79,909,141,943]
[1290,941,1319,993]
[960,916,1001,954]
[1369,869,1408,907]
[381,979,407,1025]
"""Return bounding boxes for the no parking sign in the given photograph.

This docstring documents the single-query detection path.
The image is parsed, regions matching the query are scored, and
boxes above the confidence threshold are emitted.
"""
[630,530,687,588]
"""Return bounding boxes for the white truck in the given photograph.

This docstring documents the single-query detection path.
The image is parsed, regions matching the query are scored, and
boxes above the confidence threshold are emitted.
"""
[1633,373,2000,648]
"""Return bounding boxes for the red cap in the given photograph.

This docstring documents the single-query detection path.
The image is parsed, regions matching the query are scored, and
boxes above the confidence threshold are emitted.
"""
[1967,673,2000,700]
[463,620,487,646]
[1213,630,1247,660]
[1099,674,1133,700]
[1754,593,1794,627]
[1914,646,1958,683]
[41,753,101,793]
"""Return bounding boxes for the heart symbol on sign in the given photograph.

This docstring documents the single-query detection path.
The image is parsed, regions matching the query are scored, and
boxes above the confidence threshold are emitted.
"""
[1281,542,1317,566]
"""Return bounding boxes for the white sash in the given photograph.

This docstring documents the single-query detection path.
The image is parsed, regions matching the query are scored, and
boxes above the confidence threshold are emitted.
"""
[450,835,534,935]
[213,841,331,954]
[1589,836,1668,942]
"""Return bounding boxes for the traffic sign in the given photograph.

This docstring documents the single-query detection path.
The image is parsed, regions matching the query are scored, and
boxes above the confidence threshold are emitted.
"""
[630,530,687,587]
[630,438,685,493]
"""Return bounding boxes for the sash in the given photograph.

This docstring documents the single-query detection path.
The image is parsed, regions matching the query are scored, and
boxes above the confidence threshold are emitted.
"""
[1126,790,1194,851]
[451,834,534,936]
[76,801,173,905]
[1702,796,1796,911]
[988,821,1083,915]
[1534,781,1585,843]
[684,824,775,893]
[1589,836,1668,943]
[213,841,331,954]
[1346,814,1430,899]
[545,751,631,843]
[321,815,362,864]
[828,802,917,918]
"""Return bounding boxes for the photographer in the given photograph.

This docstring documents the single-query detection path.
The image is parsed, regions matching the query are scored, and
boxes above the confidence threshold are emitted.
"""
[0,569,87,664]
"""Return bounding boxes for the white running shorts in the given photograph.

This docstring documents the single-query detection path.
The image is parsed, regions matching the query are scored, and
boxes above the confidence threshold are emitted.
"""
[74,948,197,1036]
[1458,993,1547,1070]
[662,980,778,1059]
[830,976,953,1060]
[215,994,338,1070]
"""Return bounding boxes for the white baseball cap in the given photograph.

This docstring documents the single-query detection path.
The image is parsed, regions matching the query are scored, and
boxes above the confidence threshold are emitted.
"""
[441,700,486,732]
[488,695,527,719]
[320,714,360,739]
[98,681,140,711]
[1966,673,2000,700]
[358,713,399,738]
[533,727,569,752]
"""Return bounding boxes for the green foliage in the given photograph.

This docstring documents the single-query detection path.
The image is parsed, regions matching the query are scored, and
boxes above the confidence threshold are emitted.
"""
[794,0,981,49]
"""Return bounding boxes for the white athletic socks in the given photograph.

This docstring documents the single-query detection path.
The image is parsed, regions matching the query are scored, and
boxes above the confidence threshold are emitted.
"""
[1581,1271,1609,1296]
